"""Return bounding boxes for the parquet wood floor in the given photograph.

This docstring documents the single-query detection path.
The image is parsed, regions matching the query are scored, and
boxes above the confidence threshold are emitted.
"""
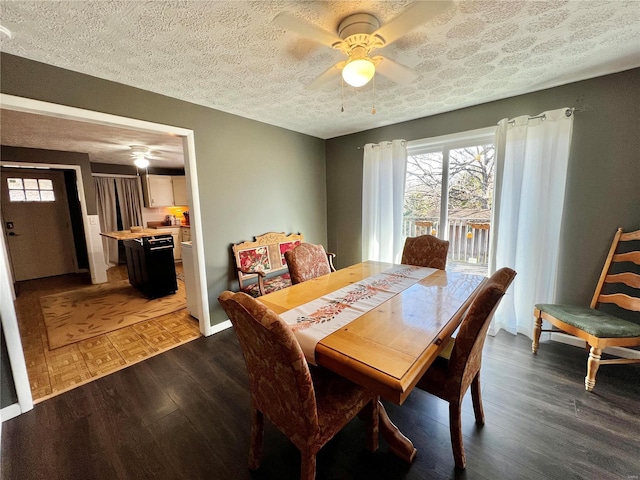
[13,264,201,403]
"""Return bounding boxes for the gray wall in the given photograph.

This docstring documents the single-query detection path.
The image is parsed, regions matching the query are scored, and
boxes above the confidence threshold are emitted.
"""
[1,53,327,326]
[326,68,640,306]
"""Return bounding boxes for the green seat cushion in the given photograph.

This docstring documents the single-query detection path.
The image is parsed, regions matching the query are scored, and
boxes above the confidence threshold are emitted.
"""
[536,304,640,338]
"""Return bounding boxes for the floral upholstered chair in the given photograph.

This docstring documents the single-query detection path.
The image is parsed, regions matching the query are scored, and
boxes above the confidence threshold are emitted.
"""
[401,234,450,270]
[218,291,379,480]
[284,243,336,285]
[415,267,516,469]
[232,232,303,297]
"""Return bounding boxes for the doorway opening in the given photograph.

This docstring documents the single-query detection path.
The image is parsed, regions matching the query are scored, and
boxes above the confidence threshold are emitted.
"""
[0,94,212,414]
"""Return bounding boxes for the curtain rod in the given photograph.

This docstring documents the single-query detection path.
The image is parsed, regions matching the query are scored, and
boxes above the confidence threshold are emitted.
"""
[356,139,406,150]
[92,173,138,178]
[355,105,593,149]
[505,105,592,126]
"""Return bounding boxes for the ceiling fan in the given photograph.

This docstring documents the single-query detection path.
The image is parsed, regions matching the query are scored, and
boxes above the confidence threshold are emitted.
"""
[128,145,176,168]
[130,145,153,168]
[274,1,454,90]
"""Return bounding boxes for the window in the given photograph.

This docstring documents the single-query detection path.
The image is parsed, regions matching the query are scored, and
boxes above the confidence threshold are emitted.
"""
[7,177,55,202]
[404,127,495,274]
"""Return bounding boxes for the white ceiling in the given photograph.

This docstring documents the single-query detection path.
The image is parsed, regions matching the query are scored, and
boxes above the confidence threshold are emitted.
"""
[1,0,639,166]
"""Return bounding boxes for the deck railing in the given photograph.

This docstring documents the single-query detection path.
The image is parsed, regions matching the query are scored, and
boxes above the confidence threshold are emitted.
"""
[402,216,491,266]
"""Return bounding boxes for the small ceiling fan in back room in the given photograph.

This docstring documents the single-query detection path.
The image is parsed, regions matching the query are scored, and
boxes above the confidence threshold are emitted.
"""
[274,0,454,109]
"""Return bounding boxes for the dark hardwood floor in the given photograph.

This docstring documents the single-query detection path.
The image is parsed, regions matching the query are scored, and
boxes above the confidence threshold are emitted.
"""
[2,330,639,480]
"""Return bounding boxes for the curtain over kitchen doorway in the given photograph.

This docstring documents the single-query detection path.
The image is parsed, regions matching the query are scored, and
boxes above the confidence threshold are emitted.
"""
[95,176,143,266]
[362,139,407,263]
[489,107,574,338]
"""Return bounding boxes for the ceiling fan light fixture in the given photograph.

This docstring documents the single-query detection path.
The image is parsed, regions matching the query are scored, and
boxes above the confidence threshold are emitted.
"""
[133,157,150,169]
[342,57,375,87]
[130,145,150,169]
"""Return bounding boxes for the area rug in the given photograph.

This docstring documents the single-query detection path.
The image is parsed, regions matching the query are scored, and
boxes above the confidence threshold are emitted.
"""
[41,280,186,349]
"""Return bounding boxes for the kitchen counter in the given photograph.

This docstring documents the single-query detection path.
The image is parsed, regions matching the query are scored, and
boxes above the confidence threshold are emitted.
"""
[100,228,173,241]
[147,222,189,229]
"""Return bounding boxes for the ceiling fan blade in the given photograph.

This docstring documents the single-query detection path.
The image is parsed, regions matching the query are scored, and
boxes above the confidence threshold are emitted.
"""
[307,61,346,90]
[372,1,454,46]
[274,12,343,48]
[374,56,418,85]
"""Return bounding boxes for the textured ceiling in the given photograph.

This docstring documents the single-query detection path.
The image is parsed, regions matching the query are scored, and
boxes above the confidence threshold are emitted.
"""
[1,109,186,168]
[1,0,639,142]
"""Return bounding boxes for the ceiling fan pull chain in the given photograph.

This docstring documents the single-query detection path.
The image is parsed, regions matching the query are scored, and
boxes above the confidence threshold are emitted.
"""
[371,74,377,115]
[341,77,345,113]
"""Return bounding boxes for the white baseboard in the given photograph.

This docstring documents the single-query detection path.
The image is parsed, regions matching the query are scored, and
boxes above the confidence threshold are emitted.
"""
[1,404,23,423]
[550,332,640,359]
[210,319,232,335]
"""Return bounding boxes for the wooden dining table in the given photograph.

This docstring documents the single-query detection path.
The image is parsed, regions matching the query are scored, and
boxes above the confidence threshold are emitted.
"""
[257,260,485,463]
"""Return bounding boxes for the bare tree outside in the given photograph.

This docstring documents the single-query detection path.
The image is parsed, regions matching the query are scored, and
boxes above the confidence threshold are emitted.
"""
[404,145,495,218]
[404,151,443,218]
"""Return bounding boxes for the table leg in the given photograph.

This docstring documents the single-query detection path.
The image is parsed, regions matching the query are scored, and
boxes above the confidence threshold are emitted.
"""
[378,400,417,463]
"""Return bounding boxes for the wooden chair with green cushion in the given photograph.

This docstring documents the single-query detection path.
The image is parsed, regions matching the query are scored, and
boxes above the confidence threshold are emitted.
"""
[533,228,640,391]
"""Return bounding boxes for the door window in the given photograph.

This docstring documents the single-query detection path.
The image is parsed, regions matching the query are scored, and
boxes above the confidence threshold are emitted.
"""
[7,177,55,202]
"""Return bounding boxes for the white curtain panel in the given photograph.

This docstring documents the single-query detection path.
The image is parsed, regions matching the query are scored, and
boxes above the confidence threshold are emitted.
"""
[362,139,407,263]
[491,108,574,338]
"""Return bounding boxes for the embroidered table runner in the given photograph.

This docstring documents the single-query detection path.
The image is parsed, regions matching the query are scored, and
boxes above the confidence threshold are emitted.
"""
[280,265,437,364]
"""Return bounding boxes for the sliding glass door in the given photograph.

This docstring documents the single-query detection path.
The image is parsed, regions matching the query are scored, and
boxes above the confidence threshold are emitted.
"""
[404,127,495,274]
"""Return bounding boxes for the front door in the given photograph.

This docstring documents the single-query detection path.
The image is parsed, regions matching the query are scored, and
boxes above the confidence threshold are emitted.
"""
[1,168,77,281]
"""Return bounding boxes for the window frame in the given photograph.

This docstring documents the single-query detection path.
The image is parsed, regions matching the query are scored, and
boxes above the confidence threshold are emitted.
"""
[6,176,56,203]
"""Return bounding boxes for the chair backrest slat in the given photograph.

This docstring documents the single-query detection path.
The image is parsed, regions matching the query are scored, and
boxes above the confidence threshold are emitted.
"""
[612,251,640,265]
[620,230,640,241]
[591,228,640,311]
[598,293,640,312]
[604,272,640,289]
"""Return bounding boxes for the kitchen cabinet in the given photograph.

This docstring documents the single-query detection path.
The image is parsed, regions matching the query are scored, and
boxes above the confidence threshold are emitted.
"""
[172,176,188,206]
[180,226,191,243]
[142,174,174,207]
[170,228,182,261]
[141,174,187,207]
